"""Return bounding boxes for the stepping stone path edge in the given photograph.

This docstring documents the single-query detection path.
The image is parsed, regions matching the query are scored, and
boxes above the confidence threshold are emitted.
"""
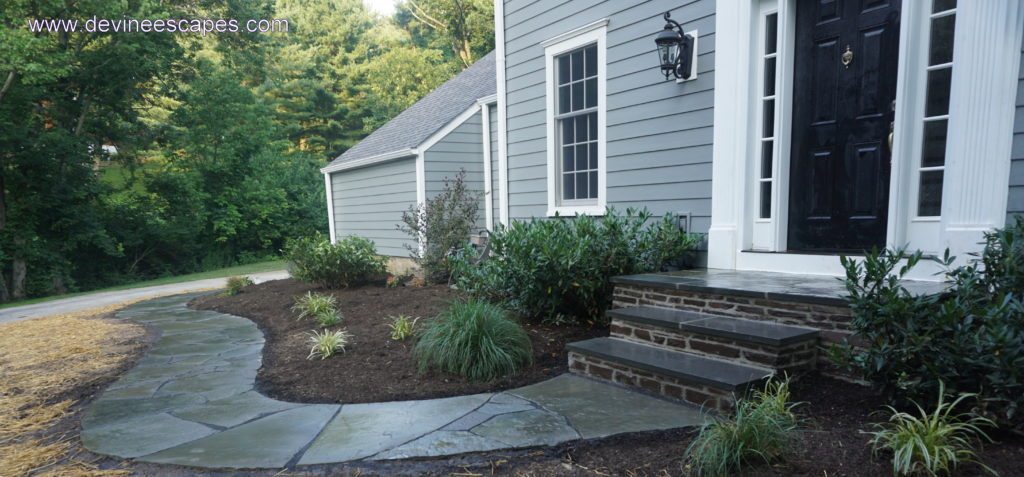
[81,293,706,469]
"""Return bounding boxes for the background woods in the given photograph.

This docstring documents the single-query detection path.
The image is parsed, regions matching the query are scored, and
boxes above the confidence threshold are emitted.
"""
[0,0,494,301]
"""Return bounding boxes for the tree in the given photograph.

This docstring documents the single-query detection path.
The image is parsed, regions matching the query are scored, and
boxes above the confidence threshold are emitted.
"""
[396,0,494,68]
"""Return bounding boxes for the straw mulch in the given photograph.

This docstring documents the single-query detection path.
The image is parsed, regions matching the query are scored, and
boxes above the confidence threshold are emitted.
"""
[0,304,148,476]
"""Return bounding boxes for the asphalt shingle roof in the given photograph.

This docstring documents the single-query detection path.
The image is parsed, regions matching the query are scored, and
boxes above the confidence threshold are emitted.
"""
[326,51,496,169]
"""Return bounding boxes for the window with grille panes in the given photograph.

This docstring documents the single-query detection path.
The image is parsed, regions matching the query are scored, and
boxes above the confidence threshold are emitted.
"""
[555,44,599,203]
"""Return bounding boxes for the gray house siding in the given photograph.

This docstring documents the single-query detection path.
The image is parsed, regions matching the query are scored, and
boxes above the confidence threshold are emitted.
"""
[424,110,488,232]
[331,157,417,257]
[1009,40,1024,220]
[502,0,716,233]
[489,103,500,226]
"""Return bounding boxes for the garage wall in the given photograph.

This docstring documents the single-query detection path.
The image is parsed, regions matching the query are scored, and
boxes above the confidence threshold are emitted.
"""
[423,110,488,233]
[330,156,418,257]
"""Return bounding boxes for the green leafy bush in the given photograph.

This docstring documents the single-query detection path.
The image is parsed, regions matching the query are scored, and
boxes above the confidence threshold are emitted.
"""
[307,329,352,360]
[223,276,254,296]
[399,170,481,283]
[414,300,533,381]
[685,377,801,477]
[452,208,701,324]
[284,233,387,288]
[387,314,418,341]
[869,383,995,477]
[835,217,1024,429]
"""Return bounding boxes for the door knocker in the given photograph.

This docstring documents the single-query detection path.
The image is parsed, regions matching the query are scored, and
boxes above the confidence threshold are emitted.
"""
[841,45,853,68]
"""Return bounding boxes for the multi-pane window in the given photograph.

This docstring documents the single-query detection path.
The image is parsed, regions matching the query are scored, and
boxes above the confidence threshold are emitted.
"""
[757,13,779,219]
[556,44,599,202]
[917,0,956,217]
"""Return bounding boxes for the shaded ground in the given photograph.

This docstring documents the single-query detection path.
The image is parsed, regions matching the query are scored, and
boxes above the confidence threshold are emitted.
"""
[191,278,605,404]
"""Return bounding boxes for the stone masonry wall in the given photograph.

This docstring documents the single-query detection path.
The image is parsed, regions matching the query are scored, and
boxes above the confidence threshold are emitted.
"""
[612,285,858,346]
[568,352,740,412]
[609,320,818,372]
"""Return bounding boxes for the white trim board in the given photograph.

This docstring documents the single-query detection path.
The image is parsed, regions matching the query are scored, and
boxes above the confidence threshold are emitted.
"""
[481,102,494,230]
[324,173,337,244]
[321,148,416,174]
[495,0,510,225]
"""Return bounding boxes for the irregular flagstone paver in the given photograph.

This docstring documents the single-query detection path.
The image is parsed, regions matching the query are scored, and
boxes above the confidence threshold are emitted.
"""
[83,294,706,469]
[510,374,707,438]
[142,405,339,468]
[172,390,300,428]
[299,394,491,465]
[472,408,580,447]
[82,412,216,458]
[372,430,510,460]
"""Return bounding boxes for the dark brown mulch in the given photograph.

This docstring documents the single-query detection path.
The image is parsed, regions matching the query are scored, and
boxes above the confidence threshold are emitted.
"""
[189,278,606,404]
[469,373,1024,476]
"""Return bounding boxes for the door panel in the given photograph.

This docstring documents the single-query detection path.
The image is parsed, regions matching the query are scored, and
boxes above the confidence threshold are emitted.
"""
[787,0,901,251]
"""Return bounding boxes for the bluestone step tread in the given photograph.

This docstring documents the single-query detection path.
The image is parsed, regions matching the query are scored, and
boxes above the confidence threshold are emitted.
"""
[609,307,818,346]
[567,337,772,390]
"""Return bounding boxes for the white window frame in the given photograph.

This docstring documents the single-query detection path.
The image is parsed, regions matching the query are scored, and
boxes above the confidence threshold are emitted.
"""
[749,0,788,251]
[542,19,608,217]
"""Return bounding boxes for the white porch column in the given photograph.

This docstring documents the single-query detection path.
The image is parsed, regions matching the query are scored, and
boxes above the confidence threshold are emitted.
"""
[707,0,752,269]
[324,173,337,244]
[941,0,1024,258]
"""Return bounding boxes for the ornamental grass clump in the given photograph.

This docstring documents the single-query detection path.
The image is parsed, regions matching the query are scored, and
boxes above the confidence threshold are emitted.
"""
[685,377,801,477]
[414,300,532,381]
[387,314,418,341]
[224,276,254,296]
[869,383,995,477]
[292,292,336,319]
[307,329,351,360]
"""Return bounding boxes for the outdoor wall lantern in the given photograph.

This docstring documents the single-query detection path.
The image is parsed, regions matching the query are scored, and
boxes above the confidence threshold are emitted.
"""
[655,11,697,81]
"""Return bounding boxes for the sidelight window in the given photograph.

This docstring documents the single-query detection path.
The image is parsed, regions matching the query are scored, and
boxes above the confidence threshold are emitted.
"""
[757,12,779,220]
[916,0,956,217]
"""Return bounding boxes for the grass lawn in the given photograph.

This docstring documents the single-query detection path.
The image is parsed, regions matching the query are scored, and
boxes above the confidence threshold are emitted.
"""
[0,260,287,310]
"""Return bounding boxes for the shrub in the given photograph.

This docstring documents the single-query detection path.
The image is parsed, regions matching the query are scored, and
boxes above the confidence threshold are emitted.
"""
[387,314,418,341]
[685,377,801,477]
[399,169,481,283]
[224,276,254,296]
[834,217,1024,429]
[292,292,337,320]
[307,329,351,360]
[284,233,387,288]
[869,383,995,477]
[452,208,701,324]
[414,299,533,381]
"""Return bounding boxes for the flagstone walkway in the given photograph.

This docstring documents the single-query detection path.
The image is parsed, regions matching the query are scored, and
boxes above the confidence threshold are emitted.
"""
[82,294,705,470]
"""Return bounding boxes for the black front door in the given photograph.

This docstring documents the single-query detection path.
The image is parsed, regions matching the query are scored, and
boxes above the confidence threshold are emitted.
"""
[787,0,901,252]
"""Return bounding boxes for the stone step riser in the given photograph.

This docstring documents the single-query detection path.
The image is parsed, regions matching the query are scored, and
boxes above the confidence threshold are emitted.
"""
[609,318,818,372]
[568,351,744,412]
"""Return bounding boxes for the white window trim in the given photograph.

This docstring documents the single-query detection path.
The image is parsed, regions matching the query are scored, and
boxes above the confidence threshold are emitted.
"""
[543,20,608,217]
[709,0,1024,279]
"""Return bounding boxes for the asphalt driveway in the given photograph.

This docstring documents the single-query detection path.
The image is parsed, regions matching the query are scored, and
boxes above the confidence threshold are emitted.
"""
[0,270,289,325]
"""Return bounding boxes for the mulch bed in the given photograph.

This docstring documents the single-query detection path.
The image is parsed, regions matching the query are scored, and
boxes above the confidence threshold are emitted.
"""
[467,373,1024,476]
[190,278,605,404]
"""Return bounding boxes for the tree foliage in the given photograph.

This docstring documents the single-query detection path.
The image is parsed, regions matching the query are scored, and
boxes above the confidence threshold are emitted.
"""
[0,0,493,301]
